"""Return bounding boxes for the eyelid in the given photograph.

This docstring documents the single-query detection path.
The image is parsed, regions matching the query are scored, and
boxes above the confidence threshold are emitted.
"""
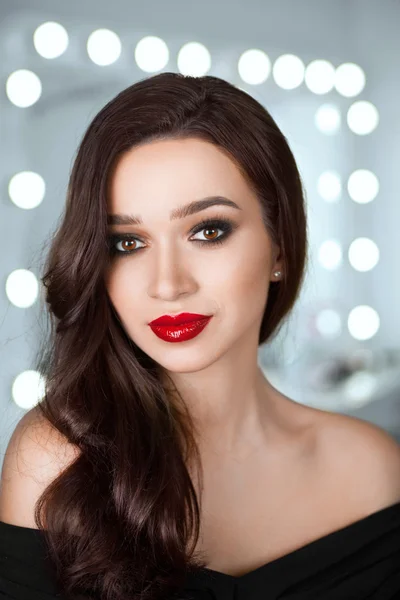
[189,215,236,235]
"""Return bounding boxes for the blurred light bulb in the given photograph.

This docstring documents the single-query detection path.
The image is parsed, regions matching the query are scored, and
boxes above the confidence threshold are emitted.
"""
[238,49,271,85]
[33,21,69,59]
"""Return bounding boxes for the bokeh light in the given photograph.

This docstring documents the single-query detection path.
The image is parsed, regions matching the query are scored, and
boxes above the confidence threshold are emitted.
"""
[135,36,169,72]
[347,100,379,135]
[11,370,46,410]
[5,269,39,308]
[272,54,305,90]
[8,171,46,209]
[238,49,271,85]
[348,305,380,340]
[305,59,335,94]
[315,309,342,338]
[6,69,42,107]
[87,29,121,66]
[348,238,380,272]
[317,170,342,202]
[347,169,379,204]
[318,240,343,270]
[33,21,69,59]
[334,62,366,97]
[177,42,211,76]
[315,103,341,134]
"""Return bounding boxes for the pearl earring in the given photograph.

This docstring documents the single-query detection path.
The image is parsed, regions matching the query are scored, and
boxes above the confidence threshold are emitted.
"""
[274,271,281,278]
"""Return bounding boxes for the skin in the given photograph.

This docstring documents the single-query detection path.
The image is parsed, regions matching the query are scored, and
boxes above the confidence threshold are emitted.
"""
[105,136,313,465]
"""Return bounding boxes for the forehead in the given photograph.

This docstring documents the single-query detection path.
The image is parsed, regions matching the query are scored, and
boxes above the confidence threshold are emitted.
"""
[108,137,252,211]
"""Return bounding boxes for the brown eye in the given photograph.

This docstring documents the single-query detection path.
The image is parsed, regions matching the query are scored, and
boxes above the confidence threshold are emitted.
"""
[190,217,237,247]
[203,228,219,240]
[108,234,145,257]
[120,239,137,251]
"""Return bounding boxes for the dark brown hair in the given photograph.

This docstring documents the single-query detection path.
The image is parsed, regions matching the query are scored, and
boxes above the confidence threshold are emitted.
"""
[34,71,308,600]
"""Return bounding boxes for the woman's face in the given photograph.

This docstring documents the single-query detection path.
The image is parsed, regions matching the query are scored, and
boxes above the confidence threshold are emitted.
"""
[105,137,281,373]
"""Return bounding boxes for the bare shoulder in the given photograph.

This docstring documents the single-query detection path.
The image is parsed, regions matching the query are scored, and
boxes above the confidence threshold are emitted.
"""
[0,406,81,528]
[314,409,400,513]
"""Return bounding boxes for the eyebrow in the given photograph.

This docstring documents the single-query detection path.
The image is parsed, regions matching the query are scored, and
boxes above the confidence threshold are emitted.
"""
[107,196,242,226]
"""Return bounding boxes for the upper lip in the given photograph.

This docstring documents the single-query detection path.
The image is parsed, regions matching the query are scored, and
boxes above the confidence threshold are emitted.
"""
[149,313,211,326]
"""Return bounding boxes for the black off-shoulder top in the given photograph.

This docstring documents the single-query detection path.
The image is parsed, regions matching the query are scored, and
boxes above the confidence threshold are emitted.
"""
[0,501,400,599]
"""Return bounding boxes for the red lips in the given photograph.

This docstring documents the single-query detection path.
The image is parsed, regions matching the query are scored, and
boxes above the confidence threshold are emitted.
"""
[149,313,209,326]
[148,313,213,343]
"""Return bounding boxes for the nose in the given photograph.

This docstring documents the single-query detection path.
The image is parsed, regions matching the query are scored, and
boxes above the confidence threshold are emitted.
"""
[147,245,197,301]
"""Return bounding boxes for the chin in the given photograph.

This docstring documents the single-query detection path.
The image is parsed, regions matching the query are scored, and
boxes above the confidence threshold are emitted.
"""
[144,344,221,374]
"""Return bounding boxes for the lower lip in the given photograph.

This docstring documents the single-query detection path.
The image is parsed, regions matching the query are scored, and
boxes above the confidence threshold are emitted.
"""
[149,317,212,343]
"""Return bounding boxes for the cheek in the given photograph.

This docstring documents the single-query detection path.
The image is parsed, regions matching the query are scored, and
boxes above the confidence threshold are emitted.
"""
[105,266,142,314]
[207,246,269,293]
[227,250,270,323]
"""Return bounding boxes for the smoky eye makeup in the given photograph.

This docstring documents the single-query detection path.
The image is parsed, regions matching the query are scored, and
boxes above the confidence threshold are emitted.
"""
[107,213,239,258]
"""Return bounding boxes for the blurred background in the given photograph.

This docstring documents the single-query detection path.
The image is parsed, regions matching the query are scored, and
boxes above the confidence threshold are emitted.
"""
[1,0,400,458]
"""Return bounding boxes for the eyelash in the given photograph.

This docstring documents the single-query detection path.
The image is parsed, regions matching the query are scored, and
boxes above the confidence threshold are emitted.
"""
[107,216,238,258]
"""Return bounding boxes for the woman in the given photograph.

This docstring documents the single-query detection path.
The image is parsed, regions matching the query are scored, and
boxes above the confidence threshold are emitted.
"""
[0,71,399,600]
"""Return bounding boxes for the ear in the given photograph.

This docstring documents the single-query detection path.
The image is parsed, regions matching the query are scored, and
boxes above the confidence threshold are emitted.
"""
[271,246,283,280]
